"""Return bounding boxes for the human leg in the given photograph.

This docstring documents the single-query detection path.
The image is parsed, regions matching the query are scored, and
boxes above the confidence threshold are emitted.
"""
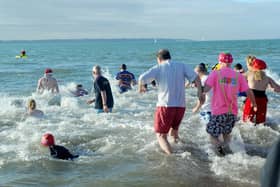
[154,107,173,154]
[255,97,268,124]
[170,107,185,143]
[243,98,255,123]
[156,133,172,155]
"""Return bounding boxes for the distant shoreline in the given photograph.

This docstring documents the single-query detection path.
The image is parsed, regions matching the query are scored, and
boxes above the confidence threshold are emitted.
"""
[0,38,279,43]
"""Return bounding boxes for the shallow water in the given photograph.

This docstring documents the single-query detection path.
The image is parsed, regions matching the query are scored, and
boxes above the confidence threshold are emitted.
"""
[0,39,280,186]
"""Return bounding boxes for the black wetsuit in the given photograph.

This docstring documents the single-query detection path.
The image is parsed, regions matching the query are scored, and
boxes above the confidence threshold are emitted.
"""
[49,145,79,160]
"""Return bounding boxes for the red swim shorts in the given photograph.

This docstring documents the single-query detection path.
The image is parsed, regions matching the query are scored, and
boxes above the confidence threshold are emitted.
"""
[243,96,268,124]
[154,107,186,134]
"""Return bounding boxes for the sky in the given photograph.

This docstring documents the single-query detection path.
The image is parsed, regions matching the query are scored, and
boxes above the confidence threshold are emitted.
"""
[0,0,279,41]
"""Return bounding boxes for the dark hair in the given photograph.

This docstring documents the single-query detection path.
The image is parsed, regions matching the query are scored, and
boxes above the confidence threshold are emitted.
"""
[156,49,171,60]
[197,63,207,73]
[234,63,243,70]
[77,84,83,88]
[120,64,127,70]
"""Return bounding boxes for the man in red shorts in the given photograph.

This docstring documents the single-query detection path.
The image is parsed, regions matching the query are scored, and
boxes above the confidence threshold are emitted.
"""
[138,49,203,154]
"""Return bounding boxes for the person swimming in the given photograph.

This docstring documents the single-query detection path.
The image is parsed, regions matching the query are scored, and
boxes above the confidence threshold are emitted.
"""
[27,99,44,118]
[41,133,79,160]
[72,84,88,97]
[20,50,26,57]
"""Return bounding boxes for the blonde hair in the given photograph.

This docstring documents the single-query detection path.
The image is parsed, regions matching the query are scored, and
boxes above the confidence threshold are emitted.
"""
[254,70,265,81]
[246,55,256,67]
[28,99,36,110]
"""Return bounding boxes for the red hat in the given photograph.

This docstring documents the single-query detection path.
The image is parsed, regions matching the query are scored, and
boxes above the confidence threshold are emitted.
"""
[45,68,53,74]
[252,59,267,70]
[218,52,233,63]
[41,133,55,146]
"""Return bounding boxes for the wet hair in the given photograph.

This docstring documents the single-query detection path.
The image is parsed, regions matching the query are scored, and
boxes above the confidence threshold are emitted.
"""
[120,64,127,70]
[156,49,171,60]
[234,63,243,70]
[196,63,208,73]
[28,99,36,110]
[77,84,83,88]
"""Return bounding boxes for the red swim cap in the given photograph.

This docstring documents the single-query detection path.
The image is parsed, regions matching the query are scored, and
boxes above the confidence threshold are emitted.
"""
[41,133,55,146]
[252,59,267,70]
[218,52,233,63]
[45,68,53,74]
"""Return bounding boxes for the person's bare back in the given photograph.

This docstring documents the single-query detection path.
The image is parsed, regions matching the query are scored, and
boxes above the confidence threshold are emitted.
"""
[37,68,59,94]
[246,71,280,92]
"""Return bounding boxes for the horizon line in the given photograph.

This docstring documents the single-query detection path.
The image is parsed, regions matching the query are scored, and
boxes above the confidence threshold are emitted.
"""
[0,37,279,42]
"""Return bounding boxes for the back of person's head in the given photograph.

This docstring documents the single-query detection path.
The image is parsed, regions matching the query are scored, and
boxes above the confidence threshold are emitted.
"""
[156,49,171,60]
[77,84,83,88]
[197,63,208,73]
[41,133,55,146]
[234,63,243,71]
[45,68,53,74]
[120,64,127,70]
[218,52,233,64]
[28,99,36,110]
[246,55,256,66]
[252,58,267,81]
[92,65,102,75]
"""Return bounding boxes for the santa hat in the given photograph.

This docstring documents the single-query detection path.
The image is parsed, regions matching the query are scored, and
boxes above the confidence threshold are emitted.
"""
[252,59,267,70]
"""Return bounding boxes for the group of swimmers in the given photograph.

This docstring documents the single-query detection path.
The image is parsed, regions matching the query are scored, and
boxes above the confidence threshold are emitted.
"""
[24,48,280,159]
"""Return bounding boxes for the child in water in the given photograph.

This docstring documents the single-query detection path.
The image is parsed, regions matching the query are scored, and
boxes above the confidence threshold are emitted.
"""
[192,63,211,123]
[27,99,44,118]
[41,133,79,160]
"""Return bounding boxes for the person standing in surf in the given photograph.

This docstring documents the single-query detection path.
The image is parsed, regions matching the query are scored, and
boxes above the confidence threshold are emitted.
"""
[192,63,212,123]
[203,52,257,156]
[243,58,280,125]
[37,68,59,94]
[138,49,203,155]
[87,65,114,113]
[115,64,136,93]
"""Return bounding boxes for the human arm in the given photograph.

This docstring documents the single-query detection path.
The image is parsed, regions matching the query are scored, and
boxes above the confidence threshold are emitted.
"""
[37,79,42,93]
[246,89,257,112]
[131,73,137,86]
[86,98,95,105]
[54,81,59,93]
[100,90,109,112]
[138,66,158,93]
[268,77,280,93]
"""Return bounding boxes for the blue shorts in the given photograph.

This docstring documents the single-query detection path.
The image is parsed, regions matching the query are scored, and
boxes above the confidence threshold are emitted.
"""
[96,108,113,113]
[206,113,237,138]
[119,86,131,93]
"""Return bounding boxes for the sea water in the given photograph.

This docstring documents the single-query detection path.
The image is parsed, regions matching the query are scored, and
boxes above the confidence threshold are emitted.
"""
[0,39,280,186]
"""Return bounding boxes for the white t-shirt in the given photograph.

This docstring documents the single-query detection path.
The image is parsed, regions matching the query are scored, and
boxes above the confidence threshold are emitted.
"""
[139,60,196,107]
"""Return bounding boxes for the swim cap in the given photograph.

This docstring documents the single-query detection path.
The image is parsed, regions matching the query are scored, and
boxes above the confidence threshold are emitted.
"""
[252,59,267,70]
[41,133,55,146]
[218,52,233,63]
[45,68,53,74]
